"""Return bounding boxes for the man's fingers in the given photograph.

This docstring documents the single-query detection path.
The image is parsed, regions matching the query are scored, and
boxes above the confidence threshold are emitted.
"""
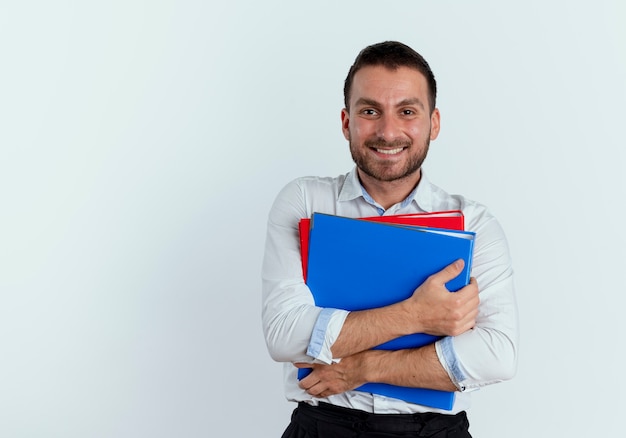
[293,362,312,369]
[301,379,324,395]
[459,277,479,299]
[296,367,329,396]
[297,371,319,390]
[430,259,465,285]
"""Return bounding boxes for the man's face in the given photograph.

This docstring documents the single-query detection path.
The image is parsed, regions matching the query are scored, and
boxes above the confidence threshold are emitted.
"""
[342,65,440,183]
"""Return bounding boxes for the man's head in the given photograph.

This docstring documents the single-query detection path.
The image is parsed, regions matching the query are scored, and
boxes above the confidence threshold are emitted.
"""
[341,42,440,188]
[344,41,437,114]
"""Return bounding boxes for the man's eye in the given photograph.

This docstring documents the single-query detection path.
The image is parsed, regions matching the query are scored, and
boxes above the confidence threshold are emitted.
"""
[362,109,377,115]
[402,109,415,115]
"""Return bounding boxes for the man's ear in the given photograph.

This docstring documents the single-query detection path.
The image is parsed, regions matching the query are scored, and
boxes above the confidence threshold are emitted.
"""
[341,108,350,140]
[430,108,441,141]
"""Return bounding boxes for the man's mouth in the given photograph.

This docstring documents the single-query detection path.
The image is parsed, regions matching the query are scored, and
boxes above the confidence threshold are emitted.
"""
[374,147,405,155]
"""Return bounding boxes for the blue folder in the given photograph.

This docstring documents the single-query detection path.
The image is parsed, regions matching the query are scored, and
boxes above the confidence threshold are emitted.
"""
[299,213,475,410]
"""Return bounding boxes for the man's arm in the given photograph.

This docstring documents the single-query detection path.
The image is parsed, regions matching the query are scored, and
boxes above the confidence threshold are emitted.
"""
[330,260,479,359]
[297,343,456,398]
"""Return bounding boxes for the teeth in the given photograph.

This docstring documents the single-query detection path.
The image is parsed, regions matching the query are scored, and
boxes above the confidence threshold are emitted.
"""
[376,148,404,155]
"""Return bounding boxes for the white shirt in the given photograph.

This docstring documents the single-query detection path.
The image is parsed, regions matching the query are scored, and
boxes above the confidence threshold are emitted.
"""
[262,168,519,414]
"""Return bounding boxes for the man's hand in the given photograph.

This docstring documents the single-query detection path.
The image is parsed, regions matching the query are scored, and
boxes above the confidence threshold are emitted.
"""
[403,259,479,337]
[294,352,373,398]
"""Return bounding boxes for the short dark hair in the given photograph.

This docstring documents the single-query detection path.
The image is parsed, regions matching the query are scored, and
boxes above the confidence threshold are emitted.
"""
[343,41,437,113]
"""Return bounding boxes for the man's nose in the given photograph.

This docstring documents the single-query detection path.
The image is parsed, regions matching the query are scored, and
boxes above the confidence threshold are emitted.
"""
[376,114,400,140]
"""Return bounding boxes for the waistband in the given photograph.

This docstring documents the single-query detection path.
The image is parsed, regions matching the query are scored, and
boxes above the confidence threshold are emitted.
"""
[297,402,469,434]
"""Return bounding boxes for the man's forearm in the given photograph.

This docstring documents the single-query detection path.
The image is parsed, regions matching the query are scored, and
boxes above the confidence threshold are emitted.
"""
[330,261,480,359]
[363,343,457,392]
[330,302,416,358]
[297,342,457,398]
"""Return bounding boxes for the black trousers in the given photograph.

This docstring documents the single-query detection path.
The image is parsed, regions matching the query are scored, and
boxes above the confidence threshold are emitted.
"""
[281,402,472,438]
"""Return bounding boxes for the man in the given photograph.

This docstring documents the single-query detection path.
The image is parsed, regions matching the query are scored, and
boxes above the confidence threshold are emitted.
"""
[262,41,518,437]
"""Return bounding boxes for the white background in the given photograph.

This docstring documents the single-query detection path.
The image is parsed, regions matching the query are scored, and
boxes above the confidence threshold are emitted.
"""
[1,1,625,436]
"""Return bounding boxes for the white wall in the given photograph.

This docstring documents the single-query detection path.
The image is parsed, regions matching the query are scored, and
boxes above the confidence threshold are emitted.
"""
[1,1,625,436]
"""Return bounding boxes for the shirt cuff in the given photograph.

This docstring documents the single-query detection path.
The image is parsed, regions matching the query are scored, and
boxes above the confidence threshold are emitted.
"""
[436,336,468,392]
[306,308,349,364]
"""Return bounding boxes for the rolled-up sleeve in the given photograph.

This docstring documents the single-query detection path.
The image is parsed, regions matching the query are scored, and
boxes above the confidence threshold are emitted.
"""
[436,209,519,391]
[262,180,348,364]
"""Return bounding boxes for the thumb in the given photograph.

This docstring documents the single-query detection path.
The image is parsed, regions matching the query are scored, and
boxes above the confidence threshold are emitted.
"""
[432,259,465,285]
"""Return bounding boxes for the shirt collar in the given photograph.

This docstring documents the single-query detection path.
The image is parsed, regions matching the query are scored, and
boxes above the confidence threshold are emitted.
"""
[337,167,365,202]
[411,170,435,212]
[338,166,436,213]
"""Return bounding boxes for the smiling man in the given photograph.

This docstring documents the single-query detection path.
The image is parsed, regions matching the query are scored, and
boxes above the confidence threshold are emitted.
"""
[262,41,519,438]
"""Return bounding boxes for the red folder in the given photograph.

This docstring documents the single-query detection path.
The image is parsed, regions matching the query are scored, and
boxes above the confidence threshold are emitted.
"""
[299,210,464,281]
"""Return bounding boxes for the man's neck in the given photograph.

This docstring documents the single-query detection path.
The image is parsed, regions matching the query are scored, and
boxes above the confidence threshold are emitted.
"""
[357,168,422,211]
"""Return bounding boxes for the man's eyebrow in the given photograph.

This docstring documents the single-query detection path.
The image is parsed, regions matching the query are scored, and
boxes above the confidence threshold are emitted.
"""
[353,97,426,110]
[353,97,381,107]
[397,98,426,110]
